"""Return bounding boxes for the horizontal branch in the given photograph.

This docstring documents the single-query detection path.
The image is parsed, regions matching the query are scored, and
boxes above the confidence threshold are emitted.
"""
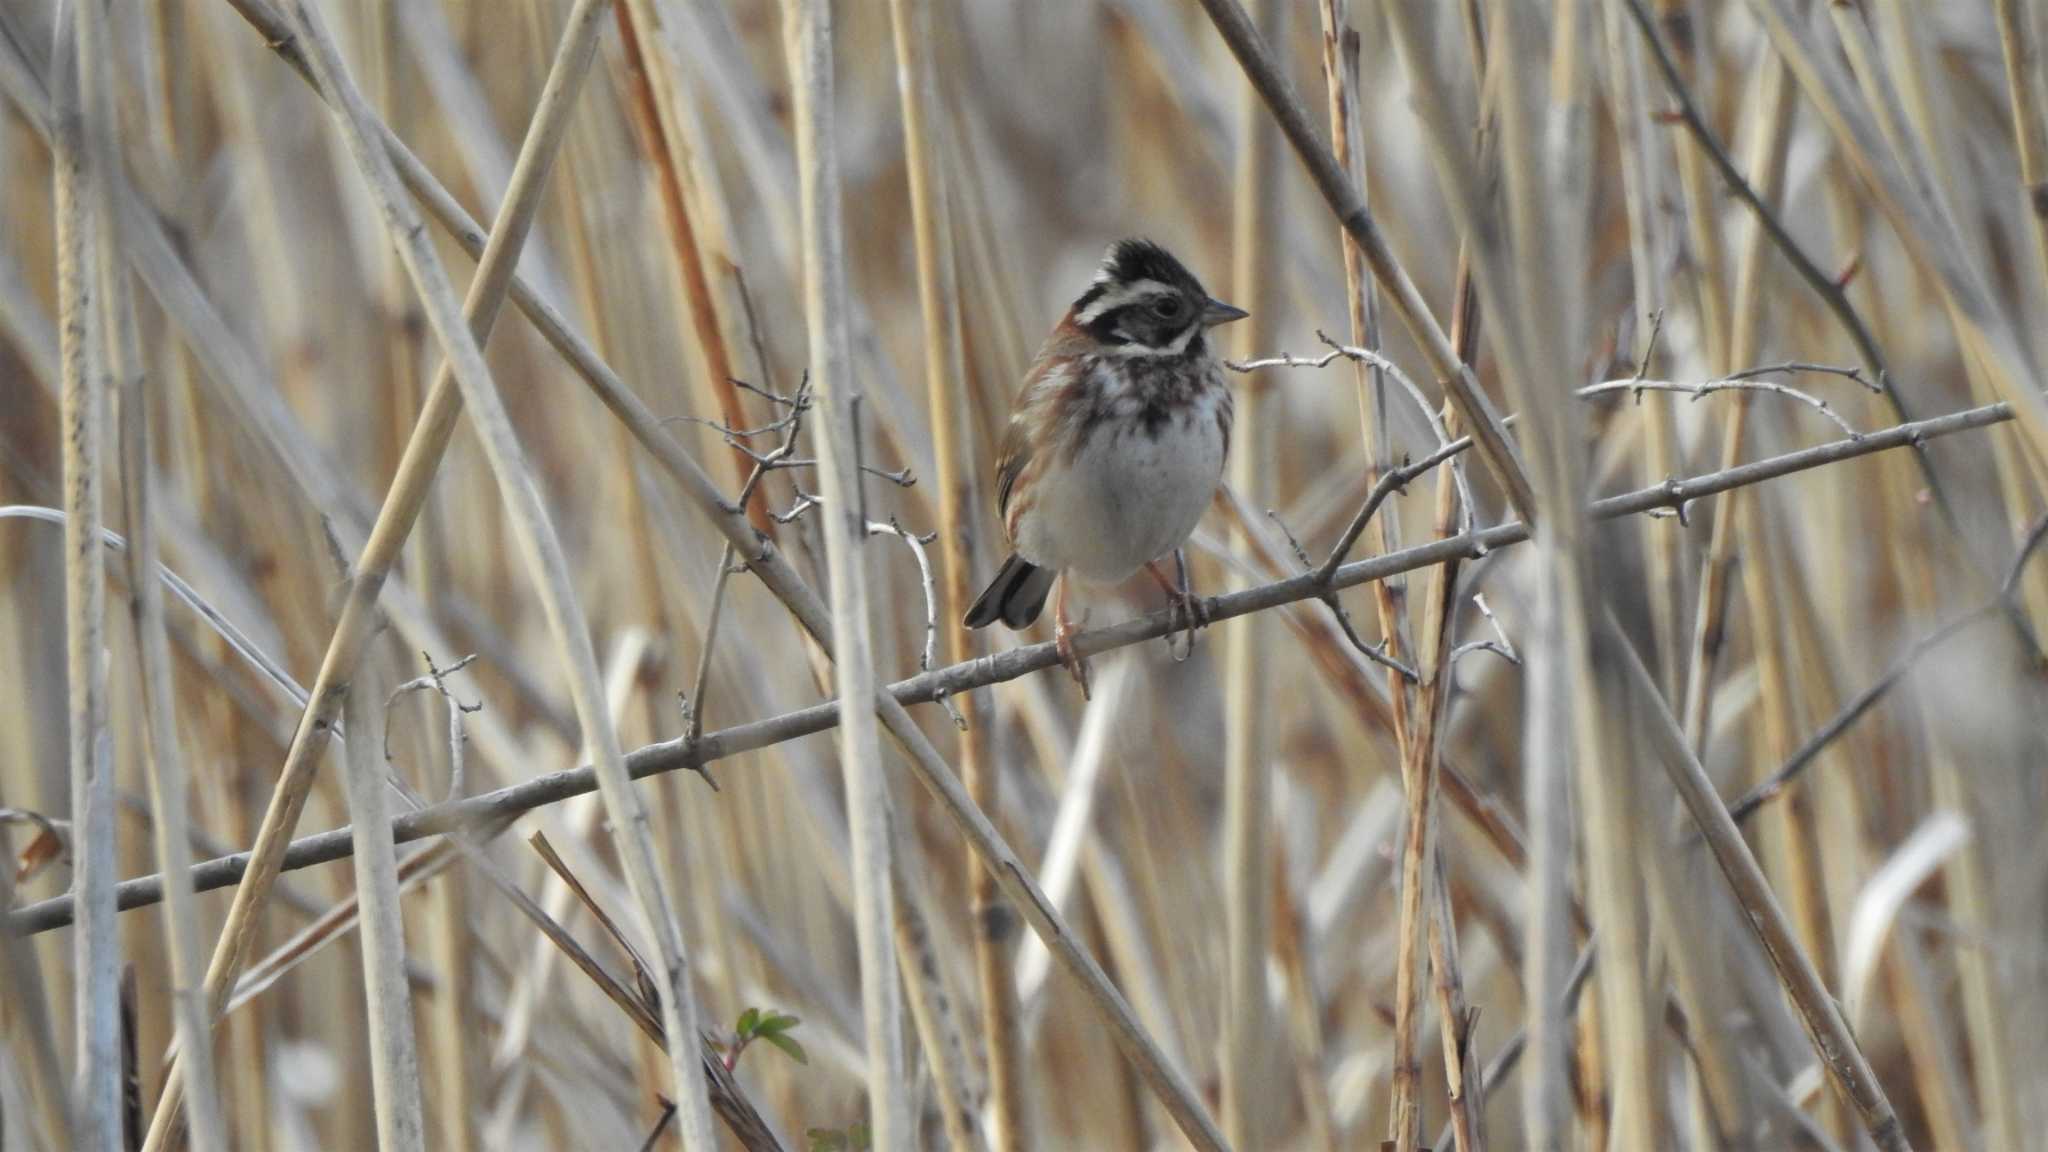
[5,399,2014,935]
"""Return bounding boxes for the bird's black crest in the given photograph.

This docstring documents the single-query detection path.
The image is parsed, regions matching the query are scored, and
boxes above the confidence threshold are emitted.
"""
[1102,238,1203,294]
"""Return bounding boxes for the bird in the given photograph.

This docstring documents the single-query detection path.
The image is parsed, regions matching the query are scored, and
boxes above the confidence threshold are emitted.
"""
[963,238,1247,694]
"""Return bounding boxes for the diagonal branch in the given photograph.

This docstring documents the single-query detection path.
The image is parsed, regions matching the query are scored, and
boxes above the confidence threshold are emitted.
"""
[12,398,2015,940]
[1193,0,1537,522]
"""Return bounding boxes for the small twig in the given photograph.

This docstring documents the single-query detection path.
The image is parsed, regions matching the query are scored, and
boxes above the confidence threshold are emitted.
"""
[1230,333,1479,527]
[730,375,801,408]
[867,518,966,729]
[771,492,821,524]
[1717,361,1880,392]
[636,1102,679,1152]
[1317,437,1477,585]
[1577,376,1862,439]
[684,543,738,752]
[0,506,310,713]
[1633,307,1664,382]
[1451,593,1519,667]
[1266,507,1419,682]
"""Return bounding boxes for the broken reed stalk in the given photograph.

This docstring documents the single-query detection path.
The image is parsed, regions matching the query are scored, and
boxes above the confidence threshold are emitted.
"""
[1596,1,1758,1142]
[78,0,226,1142]
[777,0,911,1144]
[50,7,121,1148]
[1676,45,1796,759]
[1316,2,1412,1137]
[883,0,1018,1145]
[1598,0,1683,698]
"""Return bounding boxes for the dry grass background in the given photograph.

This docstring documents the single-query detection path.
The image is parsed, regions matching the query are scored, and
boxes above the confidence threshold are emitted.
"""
[3,1,2048,1149]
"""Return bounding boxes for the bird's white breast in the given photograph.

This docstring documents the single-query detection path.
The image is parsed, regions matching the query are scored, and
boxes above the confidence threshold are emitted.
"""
[1014,384,1227,583]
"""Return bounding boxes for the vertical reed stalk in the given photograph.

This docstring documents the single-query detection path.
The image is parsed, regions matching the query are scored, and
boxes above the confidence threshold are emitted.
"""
[138,4,650,1147]
[49,9,120,1147]
[76,0,226,1141]
[613,0,768,531]
[338,682,426,1152]
[1995,0,2048,309]
[778,0,910,1146]
[1222,2,1285,1146]
[885,0,1020,1146]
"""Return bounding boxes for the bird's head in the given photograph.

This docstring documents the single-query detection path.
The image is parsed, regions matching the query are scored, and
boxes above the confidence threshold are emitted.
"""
[1068,238,1247,357]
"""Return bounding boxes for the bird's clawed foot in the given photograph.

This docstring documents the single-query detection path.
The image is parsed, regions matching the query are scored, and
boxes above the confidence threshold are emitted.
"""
[1147,551,1208,663]
[1053,577,1092,698]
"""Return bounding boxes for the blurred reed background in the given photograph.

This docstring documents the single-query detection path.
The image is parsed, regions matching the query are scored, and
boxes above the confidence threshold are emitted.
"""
[3,0,2048,1149]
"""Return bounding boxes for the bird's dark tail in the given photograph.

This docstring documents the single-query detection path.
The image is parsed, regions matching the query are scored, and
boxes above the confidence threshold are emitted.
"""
[963,554,1056,630]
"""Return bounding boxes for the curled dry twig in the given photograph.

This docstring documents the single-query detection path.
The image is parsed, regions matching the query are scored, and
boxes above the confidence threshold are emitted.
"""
[383,653,483,801]
[866,518,966,730]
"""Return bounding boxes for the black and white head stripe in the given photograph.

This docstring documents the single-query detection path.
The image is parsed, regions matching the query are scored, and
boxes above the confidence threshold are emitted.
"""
[1071,239,1212,354]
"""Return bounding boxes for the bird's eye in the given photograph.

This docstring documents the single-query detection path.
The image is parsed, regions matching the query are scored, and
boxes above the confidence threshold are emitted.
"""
[1150,296,1187,321]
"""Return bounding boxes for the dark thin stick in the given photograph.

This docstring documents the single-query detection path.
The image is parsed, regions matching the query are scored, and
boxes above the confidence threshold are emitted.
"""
[6,399,2016,936]
[1726,512,2048,823]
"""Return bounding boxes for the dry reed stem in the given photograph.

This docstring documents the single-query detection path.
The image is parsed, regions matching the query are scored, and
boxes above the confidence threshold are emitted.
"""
[186,6,1225,1142]
[338,682,426,1151]
[882,0,1017,1144]
[777,1,911,1145]
[1194,0,1538,521]
[1598,0,1684,698]
[612,0,767,533]
[1749,0,2048,479]
[137,3,625,1144]
[1507,2,1667,1143]
[891,848,987,1152]
[48,8,120,1146]
[272,2,720,1135]
[1315,4,1425,1143]
[1994,0,2048,307]
[1601,613,1911,1152]
[1221,2,1285,1146]
[1376,4,1598,1142]
[77,0,225,1141]
[1676,47,1796,758]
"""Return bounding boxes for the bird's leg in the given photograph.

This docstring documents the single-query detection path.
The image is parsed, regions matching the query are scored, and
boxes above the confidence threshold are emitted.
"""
[1145,550,1207,662]
[1052,573,1092,698]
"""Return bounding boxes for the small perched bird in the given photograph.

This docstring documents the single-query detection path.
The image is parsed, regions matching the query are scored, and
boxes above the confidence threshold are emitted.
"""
[964,239,1247,693]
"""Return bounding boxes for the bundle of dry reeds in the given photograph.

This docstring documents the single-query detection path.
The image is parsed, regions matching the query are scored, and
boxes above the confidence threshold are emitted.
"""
[4,1,2048,1149]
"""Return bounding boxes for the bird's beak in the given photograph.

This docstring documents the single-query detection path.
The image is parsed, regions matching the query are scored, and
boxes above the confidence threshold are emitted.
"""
[1202,298,1250,327]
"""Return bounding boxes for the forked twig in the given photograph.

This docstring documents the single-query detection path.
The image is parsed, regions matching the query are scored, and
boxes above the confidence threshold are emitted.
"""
[1264,506,1419,682]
